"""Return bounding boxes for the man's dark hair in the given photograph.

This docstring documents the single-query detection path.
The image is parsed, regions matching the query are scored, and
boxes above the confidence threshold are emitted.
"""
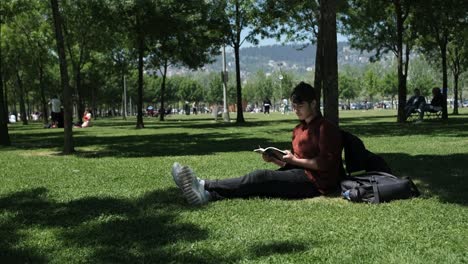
[290,82,316,104]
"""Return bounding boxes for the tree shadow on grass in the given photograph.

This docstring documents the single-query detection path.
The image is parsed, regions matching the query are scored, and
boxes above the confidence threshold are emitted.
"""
[0,187,239,263]
[341,115,468,138]
[250,241,309,257]
[9,130,292,158]
[381,153,468,206]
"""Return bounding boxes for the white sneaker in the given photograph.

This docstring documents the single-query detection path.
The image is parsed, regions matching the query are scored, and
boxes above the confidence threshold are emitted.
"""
[179,166,210,205]
[171,162,183,188]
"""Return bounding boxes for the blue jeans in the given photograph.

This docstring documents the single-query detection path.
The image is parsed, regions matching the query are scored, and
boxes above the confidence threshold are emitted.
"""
[204,168,320,200]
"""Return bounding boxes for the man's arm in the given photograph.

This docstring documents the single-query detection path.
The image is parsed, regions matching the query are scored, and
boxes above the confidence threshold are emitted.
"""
[283,123,341,171]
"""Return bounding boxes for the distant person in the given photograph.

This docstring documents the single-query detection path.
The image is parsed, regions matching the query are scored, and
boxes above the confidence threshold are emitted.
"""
[171,82,343,206]
[74,108,92,128]
[282,98,289,114]
[81,109,92,128]
[263,98,272,114]
[49,95,61,126]
[9,113,16,123]
[405,88,425,120]
[419,87,444,120]
[192,102,197,115]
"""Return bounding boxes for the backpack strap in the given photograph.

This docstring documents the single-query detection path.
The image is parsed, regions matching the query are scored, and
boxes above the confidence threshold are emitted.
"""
[371,176,380,204]
[366,171,398,179]
[404,176,421,197]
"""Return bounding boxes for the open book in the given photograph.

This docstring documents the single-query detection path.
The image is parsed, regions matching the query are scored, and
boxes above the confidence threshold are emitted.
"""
[253,146,287,161]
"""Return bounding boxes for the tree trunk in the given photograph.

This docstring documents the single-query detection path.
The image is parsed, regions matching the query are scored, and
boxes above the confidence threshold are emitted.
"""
[394,0,406,123]
[93,86,97,119]
[314,14,323,114]
[234,44,245,123]
[136,30,144,129]
[51,0,74,154]
[453,73,459,115]
[159,60,168,121]
[75,70,85,121]
[320,0,339,126]
[39,65,49,124]
[441,41,448,119]
[234,0,245,123]
[3,76,9,123]
[16,70,28,125]
[0,66,11,146]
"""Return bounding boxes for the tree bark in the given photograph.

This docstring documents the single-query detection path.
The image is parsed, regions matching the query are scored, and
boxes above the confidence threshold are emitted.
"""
[314,12,323,114]
[39,65,49,124]
[394,0,407,123]
[3,76,9,124]
[453,73,459,115]
[51,0,74,154]
[234,44,245,123]
[16,70,28,125]
[234,0,245,123]
[136,28,144,129]
[320,0,339,126]
[440,41,448,119]
[159,60,168,121]
[0,65,11,146]
[75,70,85,121]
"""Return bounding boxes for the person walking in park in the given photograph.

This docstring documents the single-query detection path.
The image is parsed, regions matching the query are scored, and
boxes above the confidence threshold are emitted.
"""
[49,95,61,126]
[263,98,272,114]
[171,82,343,205]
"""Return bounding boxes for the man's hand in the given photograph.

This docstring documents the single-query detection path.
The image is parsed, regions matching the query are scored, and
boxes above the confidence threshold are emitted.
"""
[282,150,295,164]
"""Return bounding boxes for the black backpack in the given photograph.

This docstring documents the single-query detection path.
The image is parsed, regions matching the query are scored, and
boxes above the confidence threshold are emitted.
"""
[341,130,392,176]
[341,171,420,203]
[340,131,420,203]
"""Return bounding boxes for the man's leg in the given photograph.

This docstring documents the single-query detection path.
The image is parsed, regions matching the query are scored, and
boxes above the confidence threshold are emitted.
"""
[204,169,319,200]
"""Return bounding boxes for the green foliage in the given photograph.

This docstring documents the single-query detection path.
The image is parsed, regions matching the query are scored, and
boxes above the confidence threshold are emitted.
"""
[1,110,468,262]
[407,56,439,96]
[339,66,360,101]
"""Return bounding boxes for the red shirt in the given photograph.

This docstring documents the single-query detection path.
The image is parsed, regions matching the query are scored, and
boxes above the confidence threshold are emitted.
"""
[291,115,343,194]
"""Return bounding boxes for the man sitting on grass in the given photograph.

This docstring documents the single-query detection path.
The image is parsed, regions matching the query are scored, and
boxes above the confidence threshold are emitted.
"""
[171,82,343,205]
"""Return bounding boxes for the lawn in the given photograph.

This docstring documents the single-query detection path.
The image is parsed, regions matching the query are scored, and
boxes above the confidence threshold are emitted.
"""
[1,109,467,263]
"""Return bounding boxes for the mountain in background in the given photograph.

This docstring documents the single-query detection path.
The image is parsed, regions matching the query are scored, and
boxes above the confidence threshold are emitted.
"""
[168,42,385,77]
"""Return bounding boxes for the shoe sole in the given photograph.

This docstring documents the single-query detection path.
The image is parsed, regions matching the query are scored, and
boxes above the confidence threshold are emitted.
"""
[180,166,204,205]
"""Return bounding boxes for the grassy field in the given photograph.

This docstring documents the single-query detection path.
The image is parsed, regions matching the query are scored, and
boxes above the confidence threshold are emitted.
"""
[1,109,467,263]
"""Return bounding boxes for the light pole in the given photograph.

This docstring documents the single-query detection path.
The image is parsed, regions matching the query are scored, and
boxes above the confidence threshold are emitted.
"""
[123,75,127,120]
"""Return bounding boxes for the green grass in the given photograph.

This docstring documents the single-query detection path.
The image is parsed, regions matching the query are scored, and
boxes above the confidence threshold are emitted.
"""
[1,109,468,263]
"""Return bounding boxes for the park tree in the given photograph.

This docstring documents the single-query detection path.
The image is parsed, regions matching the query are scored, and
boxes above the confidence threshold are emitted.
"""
[260,1,319,97]
[380,69,398,108]
[61,0,115,122]
[338,66,360,108]
[243,70,274,103]
[342,0,416,123]
[412,0,468,119]
[117,0,157,128]
[222,0,264,123]
[50,0,74,154]
[407,55,438,96]
[146,0,227,121]
[361,65,380,102]
[1,0,54,125]
[447,28,468,114]
[260,0,340,125]
[205,72,224,104]
[0,61,10,146]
